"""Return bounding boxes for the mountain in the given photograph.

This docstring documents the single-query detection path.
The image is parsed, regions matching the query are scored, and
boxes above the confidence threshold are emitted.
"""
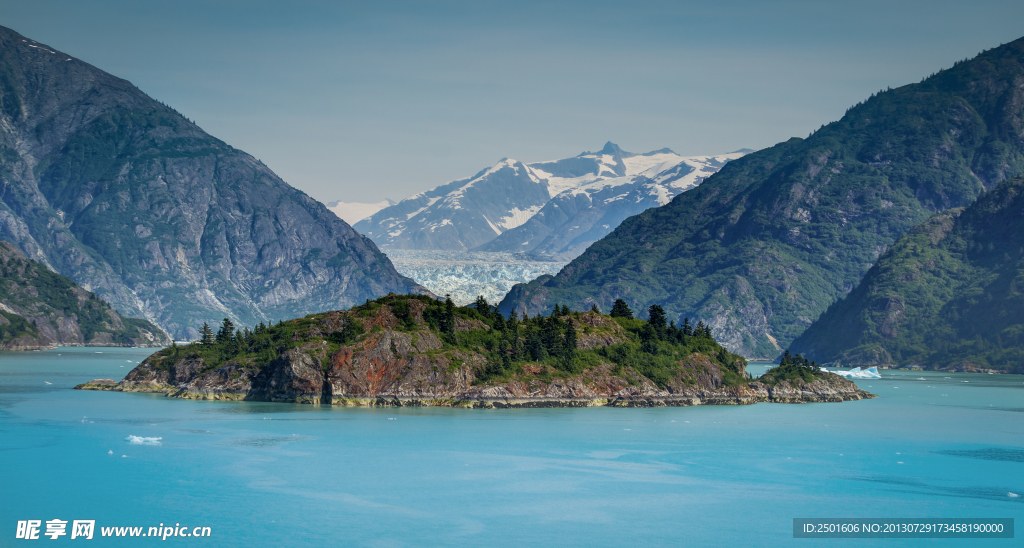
[499,37,1024,359]
[0,26,425,339]
[327,199,395,224]
[354,142,745,258]
[791,175,1024,373]
[0,241,168,349]
[75,294,872,406]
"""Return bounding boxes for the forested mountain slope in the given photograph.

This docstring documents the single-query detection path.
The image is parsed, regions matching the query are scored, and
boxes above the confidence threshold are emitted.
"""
[500,36,1024,358]
[0,26,425,339]
[791,175,1024,373]
[0,241,168,349]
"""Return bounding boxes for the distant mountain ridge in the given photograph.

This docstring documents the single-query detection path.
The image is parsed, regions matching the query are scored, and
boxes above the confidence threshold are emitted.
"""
[499,36,1024,358]
[791,175,1024,373]
[327,199,395,224]
[0,241,168,349]
[0,26,426,339]
[355,143,746,259]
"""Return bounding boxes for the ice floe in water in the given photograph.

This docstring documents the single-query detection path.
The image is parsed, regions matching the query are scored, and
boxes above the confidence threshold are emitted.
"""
[125,435,162,445]
[1009,492,1020,498]
[823,366,882,379]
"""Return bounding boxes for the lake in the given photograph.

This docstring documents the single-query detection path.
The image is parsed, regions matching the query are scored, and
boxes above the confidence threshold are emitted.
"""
[1,348,1021,546]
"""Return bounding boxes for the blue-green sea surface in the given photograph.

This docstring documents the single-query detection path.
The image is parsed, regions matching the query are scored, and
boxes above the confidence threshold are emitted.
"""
[1,349,1021,547]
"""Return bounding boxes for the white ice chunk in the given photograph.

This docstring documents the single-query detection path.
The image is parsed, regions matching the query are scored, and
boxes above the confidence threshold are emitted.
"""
[125,435,162,445]
[825,366,881,379]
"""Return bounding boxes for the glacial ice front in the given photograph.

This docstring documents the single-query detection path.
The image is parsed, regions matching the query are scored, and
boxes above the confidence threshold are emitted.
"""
[823,366,882,379]
[386,250,566,305]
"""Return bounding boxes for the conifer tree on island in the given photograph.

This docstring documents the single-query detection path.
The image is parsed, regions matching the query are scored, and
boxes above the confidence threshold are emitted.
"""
[610,299,633,319]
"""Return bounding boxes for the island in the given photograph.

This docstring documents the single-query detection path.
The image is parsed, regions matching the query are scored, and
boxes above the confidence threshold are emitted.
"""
[76,295,874,407]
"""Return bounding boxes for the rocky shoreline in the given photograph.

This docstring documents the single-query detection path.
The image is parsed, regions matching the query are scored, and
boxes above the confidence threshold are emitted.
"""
[75,358,874,409]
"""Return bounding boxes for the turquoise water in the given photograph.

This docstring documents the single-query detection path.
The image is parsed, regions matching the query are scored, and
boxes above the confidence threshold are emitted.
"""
[1,348,1021,547]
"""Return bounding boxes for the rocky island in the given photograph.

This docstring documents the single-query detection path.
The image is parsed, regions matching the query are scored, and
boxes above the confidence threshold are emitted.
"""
[76,295,874,407]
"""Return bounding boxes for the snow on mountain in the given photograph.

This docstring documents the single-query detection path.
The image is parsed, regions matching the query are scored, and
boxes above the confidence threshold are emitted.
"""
[327,199,395,224]
[355,142,747,259]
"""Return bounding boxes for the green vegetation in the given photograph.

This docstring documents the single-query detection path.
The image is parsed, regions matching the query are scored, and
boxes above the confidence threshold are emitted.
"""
[155,313,365,374]
[150,294,748,388]
[500,37,1024,358]
[0,242,167,346]
[793,175,1024,373]
[759,350,823,384]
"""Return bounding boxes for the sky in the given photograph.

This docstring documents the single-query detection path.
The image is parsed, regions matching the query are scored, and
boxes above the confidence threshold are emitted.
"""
[3,0,1024,204]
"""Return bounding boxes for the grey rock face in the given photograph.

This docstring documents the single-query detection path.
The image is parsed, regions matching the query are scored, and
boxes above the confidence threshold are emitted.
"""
[0,26,426,338]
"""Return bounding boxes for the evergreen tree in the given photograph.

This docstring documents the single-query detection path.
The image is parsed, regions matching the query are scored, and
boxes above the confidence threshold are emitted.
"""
[564,318,578,354]
[506,311,519,334]
[199,322,215,346]
[474,295,490,314]
[543,316,563,356]
[590,303,600,313]
[499,338,512,371]
[527,329,546,361]
[610,299,633,319]
[493,312,506,332]
[216,318,235,343]
[639,323,657,352]
[648,304,667,332]
[440,295,456,334]
[682,317,692,336]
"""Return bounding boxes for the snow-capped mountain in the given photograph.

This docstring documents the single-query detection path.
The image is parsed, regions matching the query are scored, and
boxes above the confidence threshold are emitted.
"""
[327,199,395,224]
[355,142,748,259]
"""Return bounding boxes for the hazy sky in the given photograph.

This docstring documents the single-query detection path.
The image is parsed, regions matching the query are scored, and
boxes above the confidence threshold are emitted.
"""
[3,1,1023,204]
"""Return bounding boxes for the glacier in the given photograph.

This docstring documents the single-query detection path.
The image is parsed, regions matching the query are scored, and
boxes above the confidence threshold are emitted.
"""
[386,250,566,306]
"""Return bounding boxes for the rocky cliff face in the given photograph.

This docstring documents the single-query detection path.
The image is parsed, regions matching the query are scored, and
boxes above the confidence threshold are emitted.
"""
[76,296,873,407]
[500,36,1024,359]
[0,240,168,349]
[0,26,425,339]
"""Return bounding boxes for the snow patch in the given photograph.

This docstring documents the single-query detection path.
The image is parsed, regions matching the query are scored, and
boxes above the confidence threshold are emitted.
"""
[327,199,394,224]
[498,206,542,230]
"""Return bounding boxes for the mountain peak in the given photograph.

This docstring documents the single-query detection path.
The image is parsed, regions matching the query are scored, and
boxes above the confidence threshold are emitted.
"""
[598,141,633,158]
